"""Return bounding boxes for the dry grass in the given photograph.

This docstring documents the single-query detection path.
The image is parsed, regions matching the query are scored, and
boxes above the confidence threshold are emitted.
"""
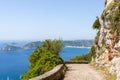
[90,62,117,80]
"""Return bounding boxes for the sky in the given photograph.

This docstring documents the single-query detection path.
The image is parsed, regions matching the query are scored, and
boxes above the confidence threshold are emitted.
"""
[0,0,105,41]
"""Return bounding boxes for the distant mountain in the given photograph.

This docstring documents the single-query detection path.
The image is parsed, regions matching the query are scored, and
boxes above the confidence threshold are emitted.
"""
[63,40,93,47]
[22,40,93,49]
[23,41,41,49]
[0,45,22,50]
[0,40,93,50]
[0,41,29,48]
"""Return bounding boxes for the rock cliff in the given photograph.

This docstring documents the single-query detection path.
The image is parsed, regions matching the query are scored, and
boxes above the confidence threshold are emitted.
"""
[93,0,120,80]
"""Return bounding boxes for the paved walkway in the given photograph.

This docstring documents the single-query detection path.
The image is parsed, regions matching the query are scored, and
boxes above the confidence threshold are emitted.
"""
[63,64,106,80]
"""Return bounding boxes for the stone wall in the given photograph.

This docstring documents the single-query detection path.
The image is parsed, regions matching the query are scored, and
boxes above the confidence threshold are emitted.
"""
[29,64,65,80]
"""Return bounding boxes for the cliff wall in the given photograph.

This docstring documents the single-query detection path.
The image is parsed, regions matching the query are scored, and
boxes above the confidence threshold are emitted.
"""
[93,0,120,80]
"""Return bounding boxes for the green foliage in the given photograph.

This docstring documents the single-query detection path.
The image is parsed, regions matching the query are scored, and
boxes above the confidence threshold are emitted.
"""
[22,40,63,80]
[104,1,120,34]
[111,74,117,80]
[71,46,96,63]
[109,4,120,23]
[38,39,62,55]
[94,31,100,45]
[109,4,120,34]
[29,39,62,68]
[105,0,107,6]
[89,46,96,58]
[29,50,41,68]
[70,54,91,63]
[93,18,100,29]
[101,10,106,20]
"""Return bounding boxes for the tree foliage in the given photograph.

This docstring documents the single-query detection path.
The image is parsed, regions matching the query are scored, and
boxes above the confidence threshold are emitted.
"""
[39,39,62,55]
[93,18,100,29]
[22,39,63,80]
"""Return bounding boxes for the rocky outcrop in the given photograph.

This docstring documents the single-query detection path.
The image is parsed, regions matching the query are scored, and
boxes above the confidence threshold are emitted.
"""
[106,0,114,8]
[93,0,120,80]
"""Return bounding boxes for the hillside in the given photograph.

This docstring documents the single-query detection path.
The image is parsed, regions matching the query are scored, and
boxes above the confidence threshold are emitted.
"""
[0,45,22,50]
[23,41,41,49]
[0,40,93,50]
[92,0,120,80]
[63,40,93,47]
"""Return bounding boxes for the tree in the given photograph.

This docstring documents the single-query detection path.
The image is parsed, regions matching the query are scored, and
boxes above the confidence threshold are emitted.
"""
[93,17,100,29]
[22,39,63,80]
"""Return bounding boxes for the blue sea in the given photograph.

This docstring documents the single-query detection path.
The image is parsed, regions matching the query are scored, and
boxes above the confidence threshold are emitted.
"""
[0,47,90,80]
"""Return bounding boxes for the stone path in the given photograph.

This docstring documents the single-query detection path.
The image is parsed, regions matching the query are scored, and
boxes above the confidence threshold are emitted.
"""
[63,64,106,80]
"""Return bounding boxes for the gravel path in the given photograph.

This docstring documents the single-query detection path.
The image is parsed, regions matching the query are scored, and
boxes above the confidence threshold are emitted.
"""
[63,64,106,80]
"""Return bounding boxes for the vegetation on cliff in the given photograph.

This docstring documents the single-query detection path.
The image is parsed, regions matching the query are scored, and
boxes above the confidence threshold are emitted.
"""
[71,14,100,63]
[92,17,100,29]
[91,0,120,80]
[109,3,120,34]
[70,46,96,63]
[21,40,63,80]
[70,16,99,63]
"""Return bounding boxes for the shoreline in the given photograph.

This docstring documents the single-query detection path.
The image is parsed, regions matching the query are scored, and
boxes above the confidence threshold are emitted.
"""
[64,46,91,49]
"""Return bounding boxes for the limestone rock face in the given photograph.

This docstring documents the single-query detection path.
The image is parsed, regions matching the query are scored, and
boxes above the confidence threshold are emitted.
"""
[106,0,114,8]
[94,0,120,80]
[110,58,120,80]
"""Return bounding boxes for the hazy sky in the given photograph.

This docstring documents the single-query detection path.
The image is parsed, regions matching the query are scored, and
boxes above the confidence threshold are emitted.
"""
[0,0,105,41]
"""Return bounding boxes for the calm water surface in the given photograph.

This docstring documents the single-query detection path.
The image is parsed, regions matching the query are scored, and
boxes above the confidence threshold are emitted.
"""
[0,47,90,80]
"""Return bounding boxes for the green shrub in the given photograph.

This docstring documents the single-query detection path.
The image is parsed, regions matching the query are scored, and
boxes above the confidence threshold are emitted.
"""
[93,18,100,29]
[94,31,100,45]
[89,46,96,58]
[70,54,91,63]
[71,46,96,63]
[21,40,63,80]
[38,39,62,55]
[29,39,62,68]
[105,0,107,6]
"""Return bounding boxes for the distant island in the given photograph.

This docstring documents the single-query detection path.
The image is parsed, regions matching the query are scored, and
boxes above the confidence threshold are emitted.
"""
[0,45,22,50]
[63,40,93,47]
[0,40,93,50]
[22,41,41,49]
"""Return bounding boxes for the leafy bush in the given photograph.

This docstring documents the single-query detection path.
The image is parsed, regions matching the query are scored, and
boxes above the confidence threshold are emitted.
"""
[40,39,62,55]
[70,46,96,63]
[94,31,100,45]
[21,40,63,80]
[70,54,91,62]
[89,46,96,59]
[93,18,100,29]
[29,39,62,68]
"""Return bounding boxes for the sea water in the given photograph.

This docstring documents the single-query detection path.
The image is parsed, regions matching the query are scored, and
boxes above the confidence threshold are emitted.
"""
[0,47,90,80]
